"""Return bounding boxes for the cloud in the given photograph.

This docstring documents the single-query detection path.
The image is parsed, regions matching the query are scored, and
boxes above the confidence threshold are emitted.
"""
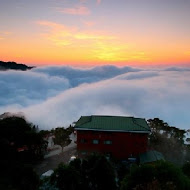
[82,20,96,27]
[33,65,140,87]
[0,31,12,40]
[116,71,159,80]
[163,67,190,72]
[58,6,90,15]
[20,69,190,130]
[37,20,77,46]
[97,0,101,5]
[0,65,138,107]
[0,70,70,107]
[79,0,101,5]
[37,20,116,47]
[37,20,147,62]
[1,66,190,130]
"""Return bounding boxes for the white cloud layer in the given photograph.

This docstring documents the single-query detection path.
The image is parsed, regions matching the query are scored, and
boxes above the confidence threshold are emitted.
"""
[0,66,190,130]
[0,70,70,106]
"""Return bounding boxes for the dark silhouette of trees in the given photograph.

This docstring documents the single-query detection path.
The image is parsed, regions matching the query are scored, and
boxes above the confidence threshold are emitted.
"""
[0,116,47,162]
[120,161,190,190]
[50,163,81,190]
[147,118,187,165]
[49,154,117,190]
[0,116,46,190]
[80,154,117,190]
[182,162,190,179]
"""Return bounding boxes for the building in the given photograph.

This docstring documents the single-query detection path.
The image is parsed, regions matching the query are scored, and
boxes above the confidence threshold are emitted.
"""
[74,115,151,159]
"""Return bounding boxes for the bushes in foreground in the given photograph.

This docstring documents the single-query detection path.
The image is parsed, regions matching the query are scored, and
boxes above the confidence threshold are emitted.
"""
[39,155,190,190]
[121,161,190,190]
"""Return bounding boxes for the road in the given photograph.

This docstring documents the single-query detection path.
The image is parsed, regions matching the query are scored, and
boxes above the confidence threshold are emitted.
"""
[34,133,77,176]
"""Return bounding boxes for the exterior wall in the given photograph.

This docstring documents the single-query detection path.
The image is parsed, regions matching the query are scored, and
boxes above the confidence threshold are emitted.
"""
[76,130,148,159]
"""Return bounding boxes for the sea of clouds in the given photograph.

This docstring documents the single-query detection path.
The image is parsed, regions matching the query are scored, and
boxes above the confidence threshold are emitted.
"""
[0,65,190,130]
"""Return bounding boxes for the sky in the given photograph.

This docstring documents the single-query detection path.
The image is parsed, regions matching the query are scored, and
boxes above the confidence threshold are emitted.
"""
[1,0,190,66]
[1,1,190,130]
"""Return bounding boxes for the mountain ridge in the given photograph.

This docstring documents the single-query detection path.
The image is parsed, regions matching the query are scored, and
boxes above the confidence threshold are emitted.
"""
[0,60,34,71]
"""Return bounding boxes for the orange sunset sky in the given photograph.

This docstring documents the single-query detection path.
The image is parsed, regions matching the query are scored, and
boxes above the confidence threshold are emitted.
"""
[0,0,190,67]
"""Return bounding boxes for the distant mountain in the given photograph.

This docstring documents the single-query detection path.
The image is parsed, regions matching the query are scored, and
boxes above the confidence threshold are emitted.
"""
[0,61,34,71]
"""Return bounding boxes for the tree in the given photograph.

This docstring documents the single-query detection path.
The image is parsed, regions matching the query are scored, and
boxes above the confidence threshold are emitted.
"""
[0,162,40,190]
[0,116,47,161]
[86,155,117,190]
[70,154,117,190]
[50,163,81,190]
[11,165,40,190]
[182,162,190,179]
[50,154,117,190]
[0,115,45,190]
[53,127,71,152]
[120,161,190,190]
[147,118,186,165]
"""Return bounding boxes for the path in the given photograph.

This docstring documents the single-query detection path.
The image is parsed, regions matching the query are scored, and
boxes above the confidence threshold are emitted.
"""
[34,133,77,176]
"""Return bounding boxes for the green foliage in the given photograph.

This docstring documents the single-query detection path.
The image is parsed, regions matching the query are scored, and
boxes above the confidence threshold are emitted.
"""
[50,163,81,190]
[185,145,190,162]
[148,118,186,143]
[0,116,47,162]
[154,161,189,189]
[182,162,190,178]
[66,125,74,134]
[50,154,117,190]
[116,162,130,186]
[0,162,39,190]
[11,165,39,190]
[84,154,116,190]
[148,118,187,165]
[53,127,72,151]
[120,161,190,190]
[120,164,155,190]
[39,129,52,137]
[0,116,45,190]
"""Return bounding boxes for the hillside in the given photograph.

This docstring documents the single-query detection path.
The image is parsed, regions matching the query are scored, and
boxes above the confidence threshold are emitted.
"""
[0,61,34,71]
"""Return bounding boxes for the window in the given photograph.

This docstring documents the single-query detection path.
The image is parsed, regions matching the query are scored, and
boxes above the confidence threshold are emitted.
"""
[104,140,112,145]
[80,139,87,143]
[92,139,99,144]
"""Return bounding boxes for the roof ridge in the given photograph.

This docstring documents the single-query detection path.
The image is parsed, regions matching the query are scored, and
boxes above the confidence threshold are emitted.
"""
[91,115,134,118]
[132,118,150,131]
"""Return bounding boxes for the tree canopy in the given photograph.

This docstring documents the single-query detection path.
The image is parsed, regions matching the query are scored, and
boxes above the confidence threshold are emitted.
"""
[120,161,190,190]
[147,118,188,165]
[0,116,46,190]
[0,116,47,161]
[49,154,117,190]
[53,127,72,152]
